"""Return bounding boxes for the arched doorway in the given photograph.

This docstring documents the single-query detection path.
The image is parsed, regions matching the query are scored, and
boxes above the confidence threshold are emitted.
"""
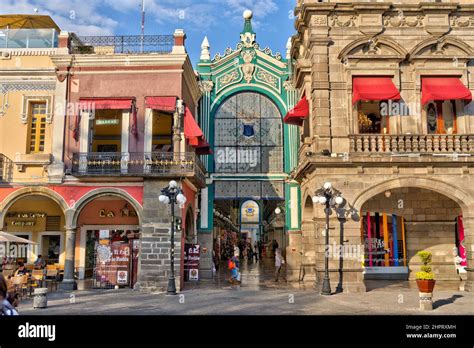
[360,187,466,283]
[2,194,66,266]
[75,195,140,288]
[184,207,195,244]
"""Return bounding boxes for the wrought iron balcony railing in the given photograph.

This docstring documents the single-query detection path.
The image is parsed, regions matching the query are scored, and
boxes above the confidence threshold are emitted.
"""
[71,152,206,186]
[349,134,474,154]
[71,35,174,54]
[0,154,13,182]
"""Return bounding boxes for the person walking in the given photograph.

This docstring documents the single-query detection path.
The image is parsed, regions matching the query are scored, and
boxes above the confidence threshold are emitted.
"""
[247,242,254,262]
[253,241,259,262]
[274,247,286,282]
[233,244,240,268]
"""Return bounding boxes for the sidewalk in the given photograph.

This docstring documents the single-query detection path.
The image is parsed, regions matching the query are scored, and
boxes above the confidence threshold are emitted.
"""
[17,283,473,315]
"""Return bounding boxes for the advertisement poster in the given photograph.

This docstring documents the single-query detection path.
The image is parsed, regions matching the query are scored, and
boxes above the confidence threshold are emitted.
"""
[95,243,130,287]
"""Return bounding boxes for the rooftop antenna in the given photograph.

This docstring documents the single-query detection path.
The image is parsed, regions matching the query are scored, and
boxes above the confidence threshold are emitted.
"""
[140,0,145,53]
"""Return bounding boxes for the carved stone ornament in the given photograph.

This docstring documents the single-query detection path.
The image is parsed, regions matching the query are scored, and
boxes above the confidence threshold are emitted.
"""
[240,32,256,48]
[329,14,357,27]
[451,15,474,28]
[198,80,214,93]
[283,80,294,91]
[312,15,328,27]
[218,70,240,88]
[241,50,256,83]
[255,67,280,92]
[383,14,425,28]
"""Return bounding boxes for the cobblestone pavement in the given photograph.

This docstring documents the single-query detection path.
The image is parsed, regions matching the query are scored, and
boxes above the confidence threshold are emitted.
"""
[17,258,473,315]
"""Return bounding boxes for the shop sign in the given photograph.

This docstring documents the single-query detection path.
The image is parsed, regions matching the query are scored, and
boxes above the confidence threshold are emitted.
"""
[117,270,128,284]
[99,209,115,218]
[96,245,112,264]
[96,119,119,125]
[99,208,137,218]
[95,243,130,287]
[7,212,46,227]
[11,221,35,227]
[184,244,200,281]
[6,212,46,218]
[99,230,110,239]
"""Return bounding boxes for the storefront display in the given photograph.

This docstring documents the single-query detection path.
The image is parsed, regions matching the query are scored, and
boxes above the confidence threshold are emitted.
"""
[362,212,407,272]
[88,229,139,288]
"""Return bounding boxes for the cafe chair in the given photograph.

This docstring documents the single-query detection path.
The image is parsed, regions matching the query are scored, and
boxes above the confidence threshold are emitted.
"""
[30,270,45,296]
[44,268,59,292]
[1,269,13,278]
[11,275,29,298]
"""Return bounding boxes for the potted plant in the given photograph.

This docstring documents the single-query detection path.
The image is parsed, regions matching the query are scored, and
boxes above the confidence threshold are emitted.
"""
[415,251,436,293]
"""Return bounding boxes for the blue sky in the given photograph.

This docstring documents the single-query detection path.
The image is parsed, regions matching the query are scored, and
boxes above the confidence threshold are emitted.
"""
[2,0,297,66]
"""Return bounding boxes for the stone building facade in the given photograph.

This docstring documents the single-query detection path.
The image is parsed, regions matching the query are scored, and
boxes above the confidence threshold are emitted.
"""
[289,0,474,292]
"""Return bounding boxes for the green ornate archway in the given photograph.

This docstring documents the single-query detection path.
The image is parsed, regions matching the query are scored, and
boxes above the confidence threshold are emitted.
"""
[196,10,301,235]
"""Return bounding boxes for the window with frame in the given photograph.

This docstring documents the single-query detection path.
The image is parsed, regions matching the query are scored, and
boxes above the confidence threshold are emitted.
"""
[27,102,47,153]
[214,92,284,174]
[426,101,457,134]
[357,101,390,134]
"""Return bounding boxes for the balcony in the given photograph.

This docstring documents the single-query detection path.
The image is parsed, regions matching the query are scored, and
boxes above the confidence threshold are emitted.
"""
[349,134,474,154]
[71,35,174,54]
[71,152,206,187]
[0,154,13,182]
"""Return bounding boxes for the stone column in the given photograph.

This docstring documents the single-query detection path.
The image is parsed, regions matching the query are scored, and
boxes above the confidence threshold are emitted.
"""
[60,228,77,290]
[137,179,183,292]
[462,215,474,292]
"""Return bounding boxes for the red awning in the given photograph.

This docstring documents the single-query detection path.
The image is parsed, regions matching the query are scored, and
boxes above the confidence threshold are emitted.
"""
[283,96,309,126]
[184,107,204,146]
[79,98,134,110]
[145,96,177,112]
[422,77,472,105]
[352,77,401,105]
[195,138,212,155]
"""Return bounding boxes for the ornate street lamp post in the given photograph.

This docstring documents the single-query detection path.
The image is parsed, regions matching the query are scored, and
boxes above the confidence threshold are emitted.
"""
[312,182,344,296]
[159,180,187,295]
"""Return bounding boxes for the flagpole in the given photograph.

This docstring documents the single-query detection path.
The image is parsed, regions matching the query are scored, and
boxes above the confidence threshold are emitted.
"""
[140,0,145,53]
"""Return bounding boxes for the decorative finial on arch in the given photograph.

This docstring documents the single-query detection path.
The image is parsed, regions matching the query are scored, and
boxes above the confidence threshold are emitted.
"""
[200,36,210,61]
[240,9,256,48]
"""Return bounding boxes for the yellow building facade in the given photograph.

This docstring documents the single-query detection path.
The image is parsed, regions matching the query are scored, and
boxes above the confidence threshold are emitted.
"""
[0,16,67,265]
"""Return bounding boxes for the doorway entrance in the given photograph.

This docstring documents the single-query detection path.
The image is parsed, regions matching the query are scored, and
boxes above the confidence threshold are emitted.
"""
[84,228,140,289]
[41,234,61,264]
[213,197,286,284]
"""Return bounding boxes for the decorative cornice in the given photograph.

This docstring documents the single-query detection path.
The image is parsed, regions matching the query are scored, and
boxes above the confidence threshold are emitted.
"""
[0,80,56,94]
[53,53,189,68]
[0,48,63,56]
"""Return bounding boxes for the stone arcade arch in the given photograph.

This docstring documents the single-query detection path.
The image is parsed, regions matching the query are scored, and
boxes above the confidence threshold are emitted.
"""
[1,189,68,265]
[353,177,472,284]
[0,187,69,229]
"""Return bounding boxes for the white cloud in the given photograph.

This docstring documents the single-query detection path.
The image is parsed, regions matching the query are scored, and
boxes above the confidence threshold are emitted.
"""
[0,0,279,35]
[0,0,118,35]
